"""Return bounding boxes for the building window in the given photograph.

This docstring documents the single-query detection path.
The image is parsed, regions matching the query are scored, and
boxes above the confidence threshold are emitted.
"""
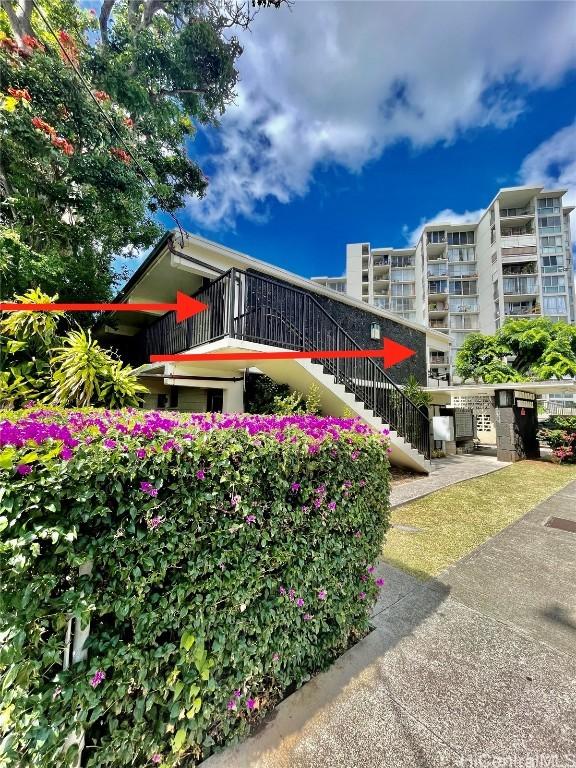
[537,198,561,214]
[542,275,566,293]
[392,283,414,296]
[447,246,475,261]
[542,255,565,272]
[447,231,475,245]
[426,231,446,244]
[169,387,179,409]
[449,280,478,296]
[543,296,567,314]
[361,244,370,256]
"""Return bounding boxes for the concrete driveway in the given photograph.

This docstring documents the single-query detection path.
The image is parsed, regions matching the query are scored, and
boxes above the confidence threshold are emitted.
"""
[203,481,576,768]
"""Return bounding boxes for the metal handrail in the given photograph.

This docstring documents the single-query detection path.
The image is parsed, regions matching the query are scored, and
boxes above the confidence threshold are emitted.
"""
[139,267,430,457]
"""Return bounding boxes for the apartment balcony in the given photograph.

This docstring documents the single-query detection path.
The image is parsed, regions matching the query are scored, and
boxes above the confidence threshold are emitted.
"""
[504,302,541,317]
[450,304,479,314]
[500,234,537,249]
[502,264,537,276]
[429,353,449,365]
[428,281,449,298]
[428,301,448,316]
[429,320,450,331]
[499,207,534,223]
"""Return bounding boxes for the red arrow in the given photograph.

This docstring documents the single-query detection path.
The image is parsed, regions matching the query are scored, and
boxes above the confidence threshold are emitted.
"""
[150,338,415,369]
[0,291,208,323]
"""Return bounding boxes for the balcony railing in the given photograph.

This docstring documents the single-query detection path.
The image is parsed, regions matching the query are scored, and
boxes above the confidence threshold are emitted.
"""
[503,279,539,295]
[500,207,534,218]
[129,268,430,457]
[500,234,537,249]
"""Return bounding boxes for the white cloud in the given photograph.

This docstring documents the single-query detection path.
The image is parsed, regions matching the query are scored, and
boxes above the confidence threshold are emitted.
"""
[402,208,485,246]
[519,118,576,209]
[187,0,576,228]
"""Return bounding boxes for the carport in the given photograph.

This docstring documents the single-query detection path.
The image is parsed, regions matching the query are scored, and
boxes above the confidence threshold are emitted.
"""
[425,380,576,462]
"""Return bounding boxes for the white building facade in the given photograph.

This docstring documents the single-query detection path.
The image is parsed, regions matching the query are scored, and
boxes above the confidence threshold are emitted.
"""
[312,186,574,384]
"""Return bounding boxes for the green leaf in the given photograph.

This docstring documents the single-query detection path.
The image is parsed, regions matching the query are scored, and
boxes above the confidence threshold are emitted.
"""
[180,630,195,652]
[172,727,187,752]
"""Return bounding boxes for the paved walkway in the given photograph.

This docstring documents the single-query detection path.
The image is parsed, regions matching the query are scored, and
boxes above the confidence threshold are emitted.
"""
[390,453,510,508]
[203,481,576,768]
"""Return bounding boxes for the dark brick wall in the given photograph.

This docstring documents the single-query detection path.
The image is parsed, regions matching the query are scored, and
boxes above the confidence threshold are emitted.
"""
[248,270,428,385]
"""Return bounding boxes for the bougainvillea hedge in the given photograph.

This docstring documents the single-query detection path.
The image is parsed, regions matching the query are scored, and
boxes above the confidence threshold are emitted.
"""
[0,409,391,767]
[539,415,576,463]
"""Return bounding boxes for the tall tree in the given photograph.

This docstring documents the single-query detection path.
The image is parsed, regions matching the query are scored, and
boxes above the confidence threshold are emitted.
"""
[0,0,283,302]
[454,318,576,383]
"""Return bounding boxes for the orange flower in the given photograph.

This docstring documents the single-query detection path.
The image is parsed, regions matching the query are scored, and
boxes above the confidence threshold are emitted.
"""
[110,147,131,164]
[58,30,73,45]
[31,116,56,136]
[0,37,18,52]
[94,90,110,102]
[50,135,74,155]
[57,29,79,67]
[123,117,134,128]
[21,35,45,52]
[8,87,31,101]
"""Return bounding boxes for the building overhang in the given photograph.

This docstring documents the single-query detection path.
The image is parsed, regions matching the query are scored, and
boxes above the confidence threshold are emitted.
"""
[102,229,448,346]
[424,379,576,405]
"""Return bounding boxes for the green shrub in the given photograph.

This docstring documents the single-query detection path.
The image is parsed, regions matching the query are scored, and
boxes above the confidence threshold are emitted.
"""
[539,415,576,463]
[0,409,390,766]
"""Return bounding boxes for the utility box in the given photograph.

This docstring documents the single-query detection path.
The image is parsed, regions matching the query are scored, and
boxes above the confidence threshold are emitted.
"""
[433,415,453,442]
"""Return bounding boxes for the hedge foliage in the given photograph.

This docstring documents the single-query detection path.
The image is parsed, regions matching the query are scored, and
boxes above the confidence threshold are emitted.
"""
[0,409,391,767]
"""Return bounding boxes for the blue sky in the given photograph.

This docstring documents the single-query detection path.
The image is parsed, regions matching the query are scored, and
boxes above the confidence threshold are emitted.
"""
[146,1,576,282]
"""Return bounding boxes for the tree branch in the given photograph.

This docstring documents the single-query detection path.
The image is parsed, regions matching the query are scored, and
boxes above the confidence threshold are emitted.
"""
[99,0,116,46]
[1,0,32,40]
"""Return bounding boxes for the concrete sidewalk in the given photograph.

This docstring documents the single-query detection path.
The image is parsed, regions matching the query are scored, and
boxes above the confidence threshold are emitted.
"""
[203,480,576,768]
[390,453,510,508]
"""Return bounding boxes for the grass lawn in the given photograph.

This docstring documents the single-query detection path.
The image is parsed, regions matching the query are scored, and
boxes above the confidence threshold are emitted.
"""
[382,460,576,580]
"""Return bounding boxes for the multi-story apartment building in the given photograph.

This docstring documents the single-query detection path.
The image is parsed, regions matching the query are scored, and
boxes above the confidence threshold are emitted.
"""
[312,186,574,383]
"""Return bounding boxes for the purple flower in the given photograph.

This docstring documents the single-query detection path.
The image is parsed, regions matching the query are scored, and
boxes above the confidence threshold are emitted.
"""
[103,439,116,449]
[359,479,366,487]
[313,497,323,509]
[16,464,32,476]
[351,450,360,461]
[151,754,162,764]
[227,699,237,711]
[367,565,376,574]
[246,698,256,710]
[59,447,73,460]
[148,516,162,530]
[360,573,368,582]
[308,444,319,455]
[290,483,301,492]
[358,592,366,601]
[315,485,326,495]
[317,589,327,600]
[136,448,147,459]
[245,514,256,525]
[89,669,106,688]
[234,689,242,698]
[231,494,241,508]
[279,586,286,596]
[296,597,304,608]
[272,653,280,662]
[196,469,205,480]
[375,578,385,587]
[303,613,313,621]
[354,530,362,538]
[327,501,336,511]
[387,447,393,454]
[140,481,158,497]
[288,588,296,602]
